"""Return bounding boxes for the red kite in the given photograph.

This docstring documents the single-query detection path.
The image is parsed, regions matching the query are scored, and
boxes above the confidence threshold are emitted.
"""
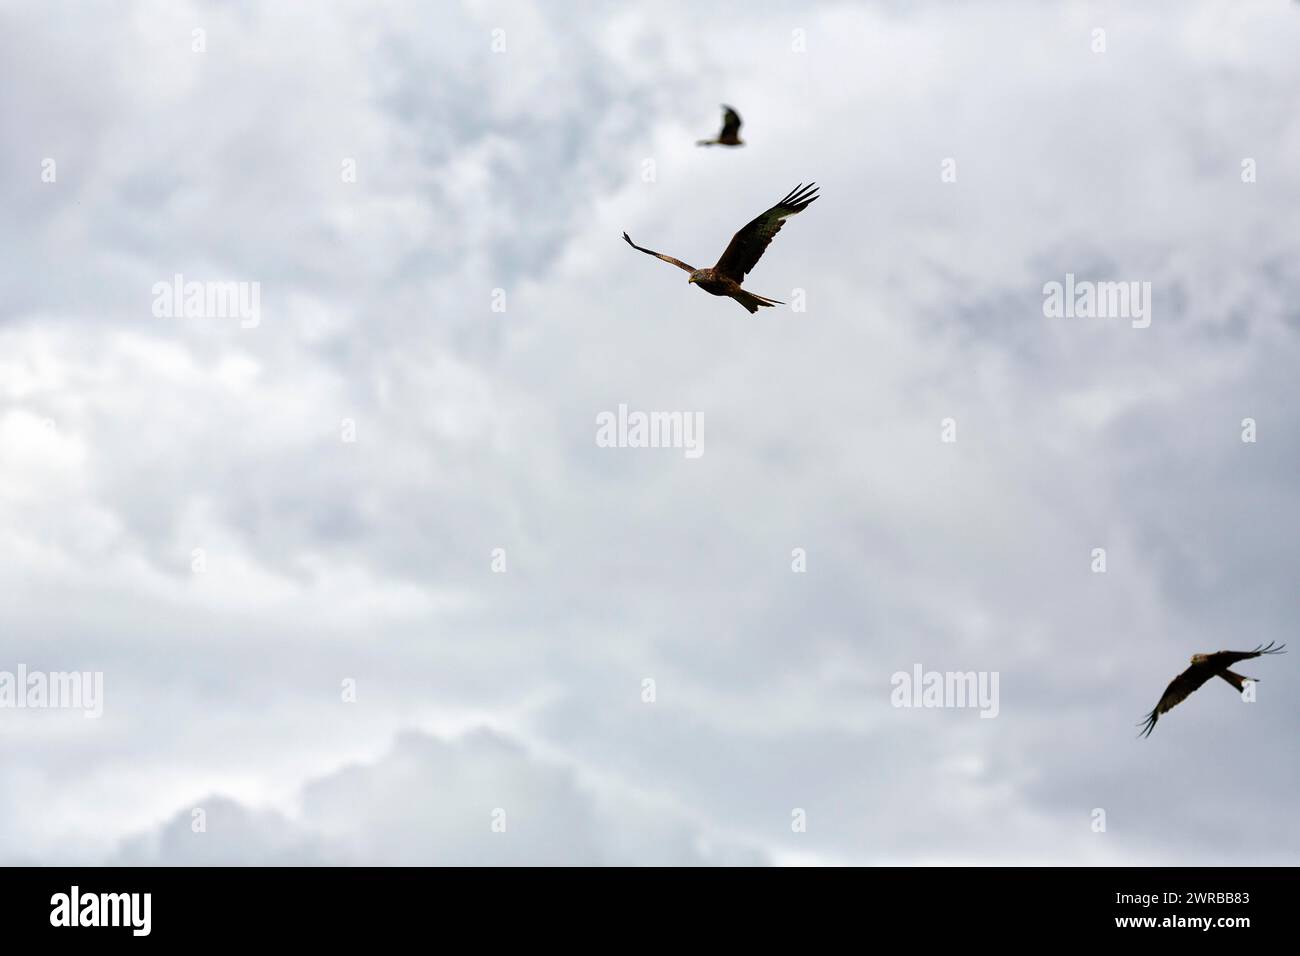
[622,183,818,313]
[697,105,743,147]
[1139,641,1285,737]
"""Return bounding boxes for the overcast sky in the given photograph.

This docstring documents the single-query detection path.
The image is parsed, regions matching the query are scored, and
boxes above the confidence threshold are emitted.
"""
[2,0,1298,866]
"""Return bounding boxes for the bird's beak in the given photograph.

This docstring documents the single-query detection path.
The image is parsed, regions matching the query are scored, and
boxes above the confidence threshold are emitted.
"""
[687,276,696,284]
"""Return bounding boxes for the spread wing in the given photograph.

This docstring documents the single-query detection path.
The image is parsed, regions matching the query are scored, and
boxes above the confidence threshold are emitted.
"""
[719,105,742,139]
[1139,661,1216,737]
[1201,641,1286,669]
[713,183,818,283]
[622,232,695,274]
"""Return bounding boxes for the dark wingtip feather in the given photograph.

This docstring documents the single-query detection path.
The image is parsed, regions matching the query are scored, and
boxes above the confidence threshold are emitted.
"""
[783,182,820,210]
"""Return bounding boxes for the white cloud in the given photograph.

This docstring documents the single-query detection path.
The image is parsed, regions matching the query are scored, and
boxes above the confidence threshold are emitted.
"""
[110,728,766,866]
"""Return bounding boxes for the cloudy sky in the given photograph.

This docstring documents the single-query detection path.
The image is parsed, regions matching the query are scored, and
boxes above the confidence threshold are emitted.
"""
[2,0,1298,866]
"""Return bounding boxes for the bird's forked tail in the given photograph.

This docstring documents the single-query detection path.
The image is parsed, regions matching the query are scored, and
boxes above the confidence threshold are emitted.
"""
[733,290,784,314]
[1217,669,1257,693]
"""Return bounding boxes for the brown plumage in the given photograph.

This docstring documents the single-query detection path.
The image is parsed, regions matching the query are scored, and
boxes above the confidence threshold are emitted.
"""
[622,183,818,314]
[697,105,743,147]
[1139,641,1285,737]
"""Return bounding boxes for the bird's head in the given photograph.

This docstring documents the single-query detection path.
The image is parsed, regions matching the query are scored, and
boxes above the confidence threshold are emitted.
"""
[1190,653,1209,664]
[688,270,706,285]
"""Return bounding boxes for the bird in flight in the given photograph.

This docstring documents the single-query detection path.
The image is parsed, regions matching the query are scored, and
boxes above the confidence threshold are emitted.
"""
[697,105,744,147]
[622,183,818,314]
[1139,641,1285,737]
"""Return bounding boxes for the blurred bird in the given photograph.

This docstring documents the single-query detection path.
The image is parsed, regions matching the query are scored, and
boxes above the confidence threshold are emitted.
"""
[696,104,744,147]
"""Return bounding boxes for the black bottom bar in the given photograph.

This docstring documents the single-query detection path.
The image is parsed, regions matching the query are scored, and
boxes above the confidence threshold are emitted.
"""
[0,866,1290,943]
